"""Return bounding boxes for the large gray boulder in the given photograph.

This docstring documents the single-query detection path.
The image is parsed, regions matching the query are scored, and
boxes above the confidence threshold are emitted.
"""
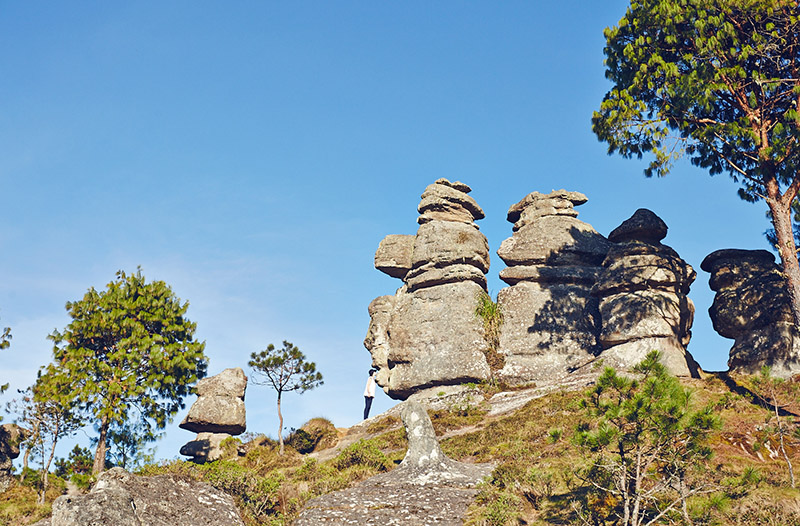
[496,190,609,384]
[47,467,244,526]
[180,368,247,462]
[365,179,491,399]
[592,209,699,377]
[702,249,800,376]
[0,424,28,493]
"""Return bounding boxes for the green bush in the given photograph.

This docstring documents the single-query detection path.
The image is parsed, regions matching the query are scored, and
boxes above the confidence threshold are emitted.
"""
[332,439,391,472]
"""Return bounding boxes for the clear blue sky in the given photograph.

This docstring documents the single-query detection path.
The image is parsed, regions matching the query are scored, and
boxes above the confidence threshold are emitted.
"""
[0,2,772,463]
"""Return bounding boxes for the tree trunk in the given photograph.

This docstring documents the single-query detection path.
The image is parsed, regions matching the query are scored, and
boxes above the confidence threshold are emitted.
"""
[93,415,109,475]
[39,420,60,505]
[766,195,800,327]
[277,393,284,456]
[20,420,38,484]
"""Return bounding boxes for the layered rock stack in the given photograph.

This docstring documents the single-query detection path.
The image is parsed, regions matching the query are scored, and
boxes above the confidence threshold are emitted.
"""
[365,179,491,399]
[592,209,699,376]
[179,368,247,462]
[495,190,610,384]
[701,249,800,377]
[0,424,28,492]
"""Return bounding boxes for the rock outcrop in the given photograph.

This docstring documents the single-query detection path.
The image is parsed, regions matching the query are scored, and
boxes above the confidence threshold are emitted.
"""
[495,190,610,384]
[42,467,244,526]
[0,424,28,492]
[365,179,491,399]
[295,401,493,525]
[702,249,800,376]
[591,209,699,377]
[179,368,247,462]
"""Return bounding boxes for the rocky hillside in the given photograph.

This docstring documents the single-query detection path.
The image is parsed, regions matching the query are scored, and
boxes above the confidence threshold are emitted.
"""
[5,368,800,526]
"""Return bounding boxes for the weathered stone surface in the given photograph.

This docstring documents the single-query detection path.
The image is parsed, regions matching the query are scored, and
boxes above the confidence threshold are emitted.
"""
[295,401,493,526]
[598,290,694,347]
[418,180,485,221]
[180,395,246,435]
[364,295,395,388]
[366,179,490,400]
[0,424,28,493]
[592,243,696,295]
[507,190,587,224]
[497,281,600,384]
[48,467,244,526]
[179,432,231,463]
[587,337,700,378]
[405,263,487,291]
[702,248,800,376]
[381,281,491,398]
[593,209,698,377]
[497,215,609,267]
[728,322,800,377]
[608,208,668,244]
[375,234,415,279]
[499,264,601,286]
[411,221,490,273]
[195,367,247,399]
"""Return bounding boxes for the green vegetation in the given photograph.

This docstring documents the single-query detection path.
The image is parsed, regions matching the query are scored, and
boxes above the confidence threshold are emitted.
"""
[46,268,208,474]
[0,319,11,403]
[475,291,505,372]
[249,341,323,455]
[593,0,800,324]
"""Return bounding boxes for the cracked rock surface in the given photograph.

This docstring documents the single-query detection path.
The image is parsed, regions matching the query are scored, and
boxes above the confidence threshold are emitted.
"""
[295,402,493,525]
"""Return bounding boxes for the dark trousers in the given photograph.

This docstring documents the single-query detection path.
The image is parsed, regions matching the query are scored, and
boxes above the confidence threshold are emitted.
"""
[363,396,374,419]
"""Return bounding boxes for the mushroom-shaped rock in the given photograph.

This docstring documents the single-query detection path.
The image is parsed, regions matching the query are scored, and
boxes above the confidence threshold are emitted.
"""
[608,208,668,244]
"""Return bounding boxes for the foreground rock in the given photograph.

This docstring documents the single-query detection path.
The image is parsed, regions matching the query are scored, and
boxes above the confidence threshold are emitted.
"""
[591,209,699,377]
[702,249,800,376]
[496,190,609,384]
[296,401,493,525]
[0,424,28,492]
[179,368,247,462]
[366,179,491,399]
[41,467,244,526]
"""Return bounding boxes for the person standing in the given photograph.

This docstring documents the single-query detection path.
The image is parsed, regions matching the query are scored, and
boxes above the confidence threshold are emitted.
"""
[363,369,377,419]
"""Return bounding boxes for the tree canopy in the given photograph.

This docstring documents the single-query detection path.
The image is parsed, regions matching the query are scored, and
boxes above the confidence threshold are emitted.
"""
[593,0,800,323]
[46,268,207,474]
[249,340,323,454]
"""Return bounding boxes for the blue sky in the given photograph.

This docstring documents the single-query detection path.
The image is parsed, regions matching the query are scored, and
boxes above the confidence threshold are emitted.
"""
[1,2,772,464]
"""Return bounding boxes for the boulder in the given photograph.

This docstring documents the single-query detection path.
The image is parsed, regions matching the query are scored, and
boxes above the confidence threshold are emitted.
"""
[365,179,491,400]
[47,467,244,526]
[496,190,608,385]
[593,209,698,377]
[179,432,232,463]
[0,424,28,493]
[375,234,415,279]
[702,248,800,376]
[180,368,247,461]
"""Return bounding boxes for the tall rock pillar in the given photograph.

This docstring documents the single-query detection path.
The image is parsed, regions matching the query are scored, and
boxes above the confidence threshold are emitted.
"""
[364,179,491,399]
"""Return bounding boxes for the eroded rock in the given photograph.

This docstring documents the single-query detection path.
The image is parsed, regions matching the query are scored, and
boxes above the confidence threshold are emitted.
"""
[365,179,491,400]
[47,467,244,526]
[702,249,800,376]
[0,424,28,493]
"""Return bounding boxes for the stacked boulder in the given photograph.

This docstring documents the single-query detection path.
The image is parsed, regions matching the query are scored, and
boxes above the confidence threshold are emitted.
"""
[179,368,247,463]
[0,424,27,492]
[365,178,491,400]
[592,209,699,376]
[701,249,800,377]
[495,190,610,384]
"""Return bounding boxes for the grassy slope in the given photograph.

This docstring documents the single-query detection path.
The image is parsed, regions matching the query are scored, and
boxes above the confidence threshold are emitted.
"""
[3,374,800,525]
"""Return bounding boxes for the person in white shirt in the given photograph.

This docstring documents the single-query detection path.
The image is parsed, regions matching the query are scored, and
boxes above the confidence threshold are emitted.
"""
[363,369,377,419]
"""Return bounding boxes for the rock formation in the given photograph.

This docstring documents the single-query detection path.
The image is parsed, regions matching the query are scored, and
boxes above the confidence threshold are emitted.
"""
[295,401,493,525]
[365,179,491,399]
[495,190,610,384]
[41,467,244,526]
[0,424,28,492]
[179,367,247,462]
[591,209,699,377]
[701,249,800,376]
